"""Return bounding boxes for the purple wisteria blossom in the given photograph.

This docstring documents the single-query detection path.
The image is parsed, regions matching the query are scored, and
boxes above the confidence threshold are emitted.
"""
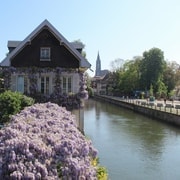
[0,102,98,179]
[79,72,88,100]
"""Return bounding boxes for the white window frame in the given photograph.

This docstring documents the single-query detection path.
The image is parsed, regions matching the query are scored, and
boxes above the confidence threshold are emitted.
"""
[17,75,24,93]
[40,47,51,61]
[62,76,72,94]
[40,76,50,94]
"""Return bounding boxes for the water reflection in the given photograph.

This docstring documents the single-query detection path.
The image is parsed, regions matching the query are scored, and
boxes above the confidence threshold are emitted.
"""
[84,99,180,180]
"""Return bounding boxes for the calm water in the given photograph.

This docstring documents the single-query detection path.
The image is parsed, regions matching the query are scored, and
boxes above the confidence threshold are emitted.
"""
[84,99,180,180]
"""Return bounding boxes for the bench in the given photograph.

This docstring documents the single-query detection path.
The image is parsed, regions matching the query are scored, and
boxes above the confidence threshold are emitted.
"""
[165,103,174,108]
[157,103,164,107]
[148,102,155,106]
[175,104,180,109]
[141,101,147,106]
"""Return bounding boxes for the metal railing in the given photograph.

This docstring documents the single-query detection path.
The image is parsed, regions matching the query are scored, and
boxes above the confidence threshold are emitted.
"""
[127,99,180,115]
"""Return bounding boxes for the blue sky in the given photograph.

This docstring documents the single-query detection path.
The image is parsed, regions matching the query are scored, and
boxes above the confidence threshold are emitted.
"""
[1,0,180,76]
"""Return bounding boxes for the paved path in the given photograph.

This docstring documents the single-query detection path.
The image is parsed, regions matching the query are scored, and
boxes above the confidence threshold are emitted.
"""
[102,96,180,115]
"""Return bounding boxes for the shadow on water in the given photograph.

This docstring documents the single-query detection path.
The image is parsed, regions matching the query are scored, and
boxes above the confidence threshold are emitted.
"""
[84,98,180,180]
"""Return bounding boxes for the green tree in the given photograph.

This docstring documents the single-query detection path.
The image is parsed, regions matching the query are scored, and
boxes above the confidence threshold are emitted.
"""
[109,57,142,96]
[110,70,122,96]
[140,48,166,94]
[174,65,180,97]
[149,84,154,96]
[110,58,124,72]
[163,61,177,94]
[175,66,180,86]
[119,58,141,95]
[155,76,167,98]
[85,72,94,97]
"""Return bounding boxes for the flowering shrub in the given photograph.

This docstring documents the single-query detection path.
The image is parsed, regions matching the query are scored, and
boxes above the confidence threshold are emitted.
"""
[0,102,105,179]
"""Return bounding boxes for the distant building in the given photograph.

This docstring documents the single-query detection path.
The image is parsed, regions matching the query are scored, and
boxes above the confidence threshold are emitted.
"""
[95,52,108,77]
[95,52,101,76]
[92,52,109,94]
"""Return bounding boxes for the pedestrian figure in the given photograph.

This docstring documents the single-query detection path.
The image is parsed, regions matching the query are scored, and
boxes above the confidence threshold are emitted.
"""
[164,98,166,104]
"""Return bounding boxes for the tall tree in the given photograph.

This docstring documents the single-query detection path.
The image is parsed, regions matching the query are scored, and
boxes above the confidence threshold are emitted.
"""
[140,48,165,94]
[119,57,142,95]
[168,61,180,97]
[163,61,177,94]
[110,58,124,72]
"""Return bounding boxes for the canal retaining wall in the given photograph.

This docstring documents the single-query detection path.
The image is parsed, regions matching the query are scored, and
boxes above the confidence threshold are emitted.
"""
[94,95,180,126]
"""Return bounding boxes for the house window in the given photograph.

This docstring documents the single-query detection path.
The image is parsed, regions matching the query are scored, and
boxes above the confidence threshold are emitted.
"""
[41,76,49,94]
[17,76,24,93]
[62,77,72,94]
[16,75,28,93]
[40,47,51,61]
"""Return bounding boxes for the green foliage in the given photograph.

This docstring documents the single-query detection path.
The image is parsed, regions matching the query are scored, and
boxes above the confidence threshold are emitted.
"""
[21,93,35,107]
[110,58,124,72]
[91,158,108,180]
[149,84,154,96]
[108,48,180,98]
[97,166,108,180]
[110,57,141,96]
[141,92,145,99]
[85,72,94,97]
[149,96,155,101]
[163,61,177,93]
[140,47,165,92]
[0,91,34,124]
[120,59,141,94]
[57,162,63,178]
[168,90,175,99]
[155,77,167,98]
[87,86,94,97]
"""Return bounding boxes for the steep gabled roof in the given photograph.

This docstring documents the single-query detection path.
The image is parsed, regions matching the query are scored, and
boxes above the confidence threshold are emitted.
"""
[1,19,91,68]
[8,40,84,52]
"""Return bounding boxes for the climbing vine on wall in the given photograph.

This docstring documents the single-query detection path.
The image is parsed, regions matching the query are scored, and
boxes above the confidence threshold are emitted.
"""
[1,67,88,109]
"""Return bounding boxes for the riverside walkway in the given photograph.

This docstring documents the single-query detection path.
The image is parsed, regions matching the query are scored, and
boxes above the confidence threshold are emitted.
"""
[107,96,180,115]
[94,95,180,126]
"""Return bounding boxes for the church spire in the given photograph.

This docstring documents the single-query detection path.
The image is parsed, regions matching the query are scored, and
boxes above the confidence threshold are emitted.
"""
[95,51,101,76]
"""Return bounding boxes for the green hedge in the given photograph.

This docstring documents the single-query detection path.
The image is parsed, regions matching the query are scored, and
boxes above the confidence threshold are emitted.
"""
[0,91,34,124]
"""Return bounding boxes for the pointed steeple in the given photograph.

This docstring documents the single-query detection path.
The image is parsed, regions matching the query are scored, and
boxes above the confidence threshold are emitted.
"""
[95,51,101,76]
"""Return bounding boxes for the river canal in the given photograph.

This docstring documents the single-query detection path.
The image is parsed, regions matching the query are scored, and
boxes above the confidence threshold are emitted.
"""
[84,98,180,180]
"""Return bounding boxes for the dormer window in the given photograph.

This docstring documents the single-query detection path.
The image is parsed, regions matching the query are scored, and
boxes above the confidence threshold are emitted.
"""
[40,47,51,61]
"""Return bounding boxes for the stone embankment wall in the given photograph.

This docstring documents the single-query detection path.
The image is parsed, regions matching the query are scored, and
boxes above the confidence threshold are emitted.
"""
[94,95,180,126]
